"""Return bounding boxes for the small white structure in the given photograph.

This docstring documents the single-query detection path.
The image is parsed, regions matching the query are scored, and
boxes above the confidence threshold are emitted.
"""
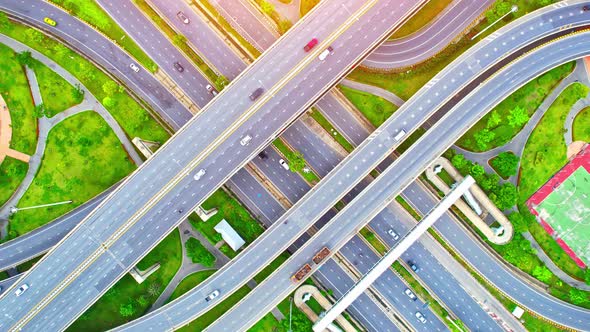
[214,219,245,251]
[512,306,524,319]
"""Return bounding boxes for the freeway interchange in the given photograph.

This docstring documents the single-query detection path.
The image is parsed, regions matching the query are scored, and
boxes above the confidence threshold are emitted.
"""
[2,0,580,332]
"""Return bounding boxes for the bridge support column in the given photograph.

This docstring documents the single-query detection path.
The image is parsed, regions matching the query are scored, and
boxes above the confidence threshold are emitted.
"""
[313,176,476,332]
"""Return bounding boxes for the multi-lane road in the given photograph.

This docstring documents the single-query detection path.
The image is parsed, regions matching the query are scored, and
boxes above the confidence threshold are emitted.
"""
[0,0,428,330]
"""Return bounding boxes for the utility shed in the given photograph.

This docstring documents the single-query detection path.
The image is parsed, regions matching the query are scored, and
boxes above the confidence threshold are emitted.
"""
[214,219,245,251]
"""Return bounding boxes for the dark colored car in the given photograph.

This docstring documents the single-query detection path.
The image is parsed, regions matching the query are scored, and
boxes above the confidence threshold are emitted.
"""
[408,260,419,272]
[304,38,318,52]
[258,151,268,159]
[584,5,590,11]
[249,87,264,101]
[177,11,190,24]
[174,62,184,72]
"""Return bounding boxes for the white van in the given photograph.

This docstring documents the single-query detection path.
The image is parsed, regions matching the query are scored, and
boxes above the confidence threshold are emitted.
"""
[394,129,406,141]
[194,169,206,180]
[240,135,252,146]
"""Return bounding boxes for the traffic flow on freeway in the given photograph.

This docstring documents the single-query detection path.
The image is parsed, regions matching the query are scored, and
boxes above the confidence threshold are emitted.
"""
[1,0,590,331]
[0,0,429,330]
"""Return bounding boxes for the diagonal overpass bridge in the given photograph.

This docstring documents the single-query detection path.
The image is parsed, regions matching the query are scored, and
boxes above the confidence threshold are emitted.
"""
[0,0,429,330]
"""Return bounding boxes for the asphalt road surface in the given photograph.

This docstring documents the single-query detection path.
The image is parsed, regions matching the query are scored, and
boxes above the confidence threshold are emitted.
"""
[206,29,590,332]
[0,0,427,330]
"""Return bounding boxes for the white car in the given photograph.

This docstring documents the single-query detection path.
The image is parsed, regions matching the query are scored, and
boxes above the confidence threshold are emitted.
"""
[15,284,29,297]
[404,288,417,301]
[415,311,427,324]
[194,169,206,180]
[387,229,399,240]
[240,134,252,146]
[206,289,220,302]
[206,84,218,96]
[130,63,140,73]
[318,46,334,61]
[279,158,289,170]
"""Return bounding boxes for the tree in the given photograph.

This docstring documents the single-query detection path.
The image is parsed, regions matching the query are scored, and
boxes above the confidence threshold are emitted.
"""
[278,20,292,34]
[287,150,306,173]
[172,34,187,46]
[15,51,34,67]
[215,75,229,90]
[486,111,501,128]
[532,265,552,283]
[585,269,590,286]
[102,81,121,96]
[0,12,13,31]
[33,104,45,118]
[569,289,589,305]
[136,295,149,307]
[491,182,518,210]
[185,237,216,267]
[474,129,495,150]
[119,303,135,317]
[451,154,470,173]
[102,96,116,108]
[260,1,274,15]
[25,28,45,44]
[470,164,485,177]
[72,84,84,102]
[491,151,519,178]
[508,211,528,233]
[507,106,529,128]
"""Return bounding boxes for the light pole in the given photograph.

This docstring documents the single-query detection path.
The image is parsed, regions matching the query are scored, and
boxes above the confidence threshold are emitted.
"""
[471,5,518,40]
[288,296,293,332]
[10,200,73,215]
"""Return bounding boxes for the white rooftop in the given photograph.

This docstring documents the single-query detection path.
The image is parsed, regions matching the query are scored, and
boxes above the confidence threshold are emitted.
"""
[214,219,245,251]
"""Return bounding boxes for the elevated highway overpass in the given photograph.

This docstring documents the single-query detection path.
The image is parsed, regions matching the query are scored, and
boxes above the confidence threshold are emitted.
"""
[116,1,590,330]
[0,0,428,330]
[205,27,590,332]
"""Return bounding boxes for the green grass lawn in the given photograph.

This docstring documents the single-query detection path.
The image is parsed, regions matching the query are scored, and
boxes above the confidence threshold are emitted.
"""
[338,85,398,127]
[0,43,37,155]
[519,83,589,203]
[457,62,575,152]
[31,59,83,117]
[188,189,265,246]
[48,0,157,72]
[572,106,590,142]
[348,0,559,101]
[0,21,170,143]
[166,270,216,303]
[0,157,28,206]
[185,237,216,267]
[8,111,136,237]
[309,108,354,153]
[389,0,454,39]
[69,230,181,331]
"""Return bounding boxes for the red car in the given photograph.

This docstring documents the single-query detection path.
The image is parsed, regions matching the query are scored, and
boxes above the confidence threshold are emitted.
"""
[304,38,318,52]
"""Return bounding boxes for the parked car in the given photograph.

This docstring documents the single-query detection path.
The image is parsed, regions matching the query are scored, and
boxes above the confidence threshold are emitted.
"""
[205,290,220,302]
[206,84,218,96]
[194,169,206,180]
[44,17,57,27]
[415,311,427,324]
[387,229,399,240]
[279,158,290,170]
[174,62,184,72]
[408,260,419,272]
[404,288,417,301]
[129,63,140,73]
[318,46,334,60]
[240,134,252,146]
[249,87,264,101]
[15,284,29,297]
[177,11,190,24]
[304,38,318,52]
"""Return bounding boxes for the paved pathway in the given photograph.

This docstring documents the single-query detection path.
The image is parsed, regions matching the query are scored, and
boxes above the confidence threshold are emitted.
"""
[564,97,590,145]
[522,232,590,291]
[0,34,143,237]
[340,78,405,107]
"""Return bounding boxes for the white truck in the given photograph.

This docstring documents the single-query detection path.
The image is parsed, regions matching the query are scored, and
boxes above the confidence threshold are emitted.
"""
[394,129,406,141]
